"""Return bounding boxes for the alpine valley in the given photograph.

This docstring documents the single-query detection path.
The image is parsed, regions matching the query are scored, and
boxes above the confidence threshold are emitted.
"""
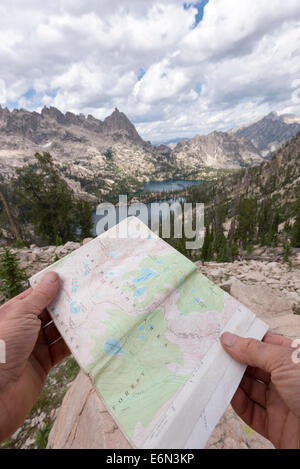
[1,105,299,201]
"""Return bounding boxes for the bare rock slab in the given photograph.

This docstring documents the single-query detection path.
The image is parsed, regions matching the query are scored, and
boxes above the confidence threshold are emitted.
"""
[47,371,130,449]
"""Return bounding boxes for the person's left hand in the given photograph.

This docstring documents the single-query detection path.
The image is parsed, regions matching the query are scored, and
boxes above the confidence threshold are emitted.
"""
[0,272,70,442]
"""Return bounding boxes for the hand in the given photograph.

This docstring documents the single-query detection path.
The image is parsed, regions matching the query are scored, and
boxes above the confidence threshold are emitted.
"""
[0,272,70,442]
[221,331,300,449]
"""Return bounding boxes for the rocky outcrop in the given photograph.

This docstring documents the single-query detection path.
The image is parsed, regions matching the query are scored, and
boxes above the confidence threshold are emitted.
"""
[102,108,143,144]
[47,371,130,449]
[197,256,300,339]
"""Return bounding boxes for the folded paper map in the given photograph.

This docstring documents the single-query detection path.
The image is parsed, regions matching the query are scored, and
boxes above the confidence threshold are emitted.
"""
[30,217,268,449]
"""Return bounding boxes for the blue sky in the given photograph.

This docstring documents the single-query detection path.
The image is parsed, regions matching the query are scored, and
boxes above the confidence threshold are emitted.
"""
[1,0,300,142]
[184,1,210,27]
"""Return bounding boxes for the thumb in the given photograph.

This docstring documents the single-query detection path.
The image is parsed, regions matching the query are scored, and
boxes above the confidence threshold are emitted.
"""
[22,272,60,315]
[221,332,289,374]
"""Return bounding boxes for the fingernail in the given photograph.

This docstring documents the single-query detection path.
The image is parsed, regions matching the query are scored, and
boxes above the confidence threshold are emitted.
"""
[41,272,58,284]
[221,332,237,347]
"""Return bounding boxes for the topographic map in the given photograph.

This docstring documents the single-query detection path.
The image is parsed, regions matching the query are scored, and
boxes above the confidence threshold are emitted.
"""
[30,217,268,449]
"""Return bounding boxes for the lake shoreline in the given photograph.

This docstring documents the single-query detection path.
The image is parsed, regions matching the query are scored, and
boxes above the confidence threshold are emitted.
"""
[92,178,205,235]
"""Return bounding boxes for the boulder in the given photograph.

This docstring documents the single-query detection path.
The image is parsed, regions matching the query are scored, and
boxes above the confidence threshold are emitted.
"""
[82,238,94,246]
[220,282,232,293]
[244,272,266,282]
[55,246,66,256]
[230,279,300,339]
[230,279,294,317]
[45,246,57,254]
[47,371,130,449]
[63,241,81,251]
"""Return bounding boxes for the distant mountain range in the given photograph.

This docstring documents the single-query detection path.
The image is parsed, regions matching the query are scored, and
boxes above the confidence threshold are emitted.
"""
[189,128,300,228]
[231,111,300,158]
[0,105,299,200]
[166,111,300,159]
[172,131,263,171]
[161,137,188,150]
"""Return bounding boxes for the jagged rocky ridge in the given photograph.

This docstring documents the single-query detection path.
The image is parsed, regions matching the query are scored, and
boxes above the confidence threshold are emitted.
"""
[0,106,285,201]
[0,106,175,199]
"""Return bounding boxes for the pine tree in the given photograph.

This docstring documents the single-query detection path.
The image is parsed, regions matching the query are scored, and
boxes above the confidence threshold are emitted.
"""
[76,200,93,240]
[230,241,239,260]
[0,187,23,242]
[236,198,257,250]
[201,223,212,262]
[14,152,93,244]
[0,248,28,300]
[257,200,270,245]
[216,239,231,263]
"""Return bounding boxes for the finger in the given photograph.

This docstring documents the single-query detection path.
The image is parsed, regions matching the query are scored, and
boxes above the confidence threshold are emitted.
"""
[263,332,292,348]
[14,287,33,301]
[221,332,290,374]
[39,309,53,327]
[245,366,270,385]
[0,287,32,309]
[21,272,60,316]
[43,322,61,345]
[49,338,71,366]
[231,387,267,438]
[240,374,267,408]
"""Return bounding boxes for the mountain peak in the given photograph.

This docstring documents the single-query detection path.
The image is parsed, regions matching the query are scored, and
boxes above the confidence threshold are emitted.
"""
[103,109,143,143]
[265,111,280,121]
[234,111,300,156]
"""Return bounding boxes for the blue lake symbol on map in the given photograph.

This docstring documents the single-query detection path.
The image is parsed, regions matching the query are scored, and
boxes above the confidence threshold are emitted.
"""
[133,286,147,297]
[193,297,203,305]
[70,301,81,315]
[108,249,123,259]
[104,339,123,355]
[133,268,157,284]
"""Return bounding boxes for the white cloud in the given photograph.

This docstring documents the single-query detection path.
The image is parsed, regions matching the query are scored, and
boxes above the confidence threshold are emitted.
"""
[0,0,300,142]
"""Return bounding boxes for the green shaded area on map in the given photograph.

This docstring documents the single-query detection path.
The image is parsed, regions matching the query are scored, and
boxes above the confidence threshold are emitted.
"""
[176,271,224,315]
[122,252,196,311]
[86,251,225,441]
[86,307,188,438]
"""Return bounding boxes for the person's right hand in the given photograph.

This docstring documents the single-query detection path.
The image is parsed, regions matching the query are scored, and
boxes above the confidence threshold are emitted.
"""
[221,331,300,449]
